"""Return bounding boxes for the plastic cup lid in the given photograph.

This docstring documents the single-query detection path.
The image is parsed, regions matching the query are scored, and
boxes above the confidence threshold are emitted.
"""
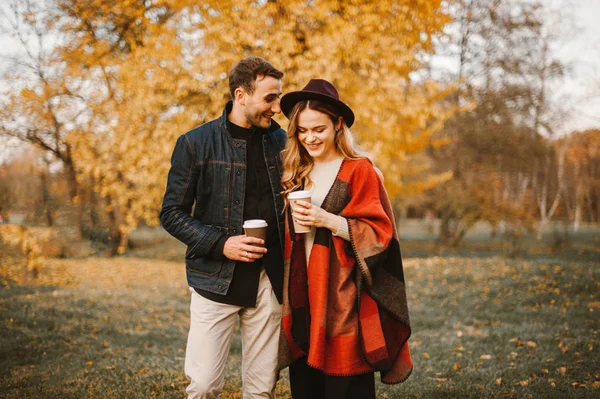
[288,190,311,199]
[243,219,268,228]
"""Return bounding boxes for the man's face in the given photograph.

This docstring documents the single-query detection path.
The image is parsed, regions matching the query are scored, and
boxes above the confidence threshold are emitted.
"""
[242,76,282,129]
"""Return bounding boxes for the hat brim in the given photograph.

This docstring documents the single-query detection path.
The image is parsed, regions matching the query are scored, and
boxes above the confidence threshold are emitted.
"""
[280,90,355,128]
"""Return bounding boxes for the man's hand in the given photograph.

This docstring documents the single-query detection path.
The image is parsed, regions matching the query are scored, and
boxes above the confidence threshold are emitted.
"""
[223,235,267,262]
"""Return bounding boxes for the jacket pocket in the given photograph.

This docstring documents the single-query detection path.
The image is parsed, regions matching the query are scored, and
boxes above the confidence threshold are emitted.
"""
[185,256,223,277]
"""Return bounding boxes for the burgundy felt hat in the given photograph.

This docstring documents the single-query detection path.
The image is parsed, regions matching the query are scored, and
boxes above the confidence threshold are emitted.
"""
[280,79,355,127]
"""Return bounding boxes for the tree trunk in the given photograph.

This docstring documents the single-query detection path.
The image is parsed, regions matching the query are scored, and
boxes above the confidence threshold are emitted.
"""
[439,211,453,245]
[537,217,548,241]
[573,203,581,232]
[451,224,469,248]
[40,170,54,227]
[573,180,581,232]
[536,146,565,240]
[106,198,129,256]
[107,202,121,256]
[64,161,85,238]
[516,173,529,207]
[88,177,100,233]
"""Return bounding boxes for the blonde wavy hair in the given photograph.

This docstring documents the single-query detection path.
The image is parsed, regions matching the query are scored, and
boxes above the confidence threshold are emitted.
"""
[281,99,371,209]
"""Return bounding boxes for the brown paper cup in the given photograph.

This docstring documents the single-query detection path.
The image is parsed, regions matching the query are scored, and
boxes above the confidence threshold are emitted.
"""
[243,219,267,247]
[288,190,312,234]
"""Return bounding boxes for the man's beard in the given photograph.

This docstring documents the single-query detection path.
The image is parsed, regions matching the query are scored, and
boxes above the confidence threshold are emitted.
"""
[245,109,271,129]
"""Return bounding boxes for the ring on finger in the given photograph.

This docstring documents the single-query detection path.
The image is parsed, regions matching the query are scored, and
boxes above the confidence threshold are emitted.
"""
[245,251,249,258]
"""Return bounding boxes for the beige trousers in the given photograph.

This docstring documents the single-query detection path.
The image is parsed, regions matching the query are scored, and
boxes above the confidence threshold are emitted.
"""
[185,269,282,399]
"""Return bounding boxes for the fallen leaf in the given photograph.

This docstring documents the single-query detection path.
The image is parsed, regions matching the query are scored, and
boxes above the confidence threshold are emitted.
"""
[423,352,430,359]
[559,367,567,375]
[510,338,523,347]
[559,342,571,353]
[86,360,93,366]
[496,378,502,385]
[519,380,529,386]
[527,341,537,348]
[480,354,492,360]
[453,363,461,371]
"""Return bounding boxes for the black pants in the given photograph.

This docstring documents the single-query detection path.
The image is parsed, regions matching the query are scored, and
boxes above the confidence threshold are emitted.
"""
[289,357,376,399]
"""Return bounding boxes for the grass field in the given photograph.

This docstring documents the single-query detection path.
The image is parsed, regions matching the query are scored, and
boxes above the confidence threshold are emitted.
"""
[1,244,599,398]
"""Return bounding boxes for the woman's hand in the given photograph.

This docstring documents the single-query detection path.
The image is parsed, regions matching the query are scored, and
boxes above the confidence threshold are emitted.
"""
[292,201,340,232]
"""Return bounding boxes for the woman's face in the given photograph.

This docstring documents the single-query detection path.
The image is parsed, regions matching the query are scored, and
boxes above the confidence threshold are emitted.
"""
[296,108,342,163]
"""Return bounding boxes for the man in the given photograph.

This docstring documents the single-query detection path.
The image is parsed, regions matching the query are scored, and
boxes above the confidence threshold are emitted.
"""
[160,56,286,399]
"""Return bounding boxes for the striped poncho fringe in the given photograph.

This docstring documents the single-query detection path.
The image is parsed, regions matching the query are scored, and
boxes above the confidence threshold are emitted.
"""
[277,158,413,384]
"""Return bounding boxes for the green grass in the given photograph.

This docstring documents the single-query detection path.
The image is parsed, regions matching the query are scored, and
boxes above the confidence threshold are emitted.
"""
[1,254,599,398]
[376,257,600,398]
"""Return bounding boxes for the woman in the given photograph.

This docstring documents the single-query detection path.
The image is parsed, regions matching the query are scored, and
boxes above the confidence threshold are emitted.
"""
[278,79,413,399]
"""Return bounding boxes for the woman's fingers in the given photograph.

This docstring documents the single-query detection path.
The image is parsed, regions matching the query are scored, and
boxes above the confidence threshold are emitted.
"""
[293,202,321,227]
[293,205,331,229]
[295,201,311,209]
[293,206,308,215]
[293,211,314,222]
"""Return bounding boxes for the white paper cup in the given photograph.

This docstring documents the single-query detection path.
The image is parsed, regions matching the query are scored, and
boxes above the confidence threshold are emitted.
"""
[243,219,268,247]
[288,190,312,233]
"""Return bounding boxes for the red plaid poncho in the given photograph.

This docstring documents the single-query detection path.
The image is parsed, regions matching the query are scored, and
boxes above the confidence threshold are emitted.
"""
[279,158,413,383]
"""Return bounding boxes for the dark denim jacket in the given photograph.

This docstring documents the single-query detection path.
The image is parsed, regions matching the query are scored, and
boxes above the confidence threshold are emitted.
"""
[160,102,287,295]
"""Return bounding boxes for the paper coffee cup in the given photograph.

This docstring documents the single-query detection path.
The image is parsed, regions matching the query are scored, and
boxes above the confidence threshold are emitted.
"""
[243,219,268,247]
[288,190,312,234]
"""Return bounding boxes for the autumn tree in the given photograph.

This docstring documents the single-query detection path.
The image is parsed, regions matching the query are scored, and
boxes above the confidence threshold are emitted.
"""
[183,0,458,199]
[0,148,56,225]
[0,0,89,236]
[524,9,570,239]
[562,130,600,229]
[429,0,566,246]
[50,0,202,253]
[56,0,458,250]
[3,0,458,253]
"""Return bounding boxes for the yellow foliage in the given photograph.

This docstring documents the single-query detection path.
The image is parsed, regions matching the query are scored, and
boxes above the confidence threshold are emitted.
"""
[12,0,458,241]
[180,0,458,198]
[0,225,44,284]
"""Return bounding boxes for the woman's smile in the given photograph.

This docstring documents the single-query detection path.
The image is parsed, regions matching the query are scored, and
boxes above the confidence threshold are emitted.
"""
[305,142,323,151]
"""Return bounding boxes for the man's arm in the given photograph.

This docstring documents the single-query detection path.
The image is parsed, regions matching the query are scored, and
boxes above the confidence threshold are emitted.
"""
[159,134,224,259]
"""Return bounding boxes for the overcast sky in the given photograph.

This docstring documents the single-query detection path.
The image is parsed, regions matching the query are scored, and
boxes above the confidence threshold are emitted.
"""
[1,1,599,162]
[549,0,600,133]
